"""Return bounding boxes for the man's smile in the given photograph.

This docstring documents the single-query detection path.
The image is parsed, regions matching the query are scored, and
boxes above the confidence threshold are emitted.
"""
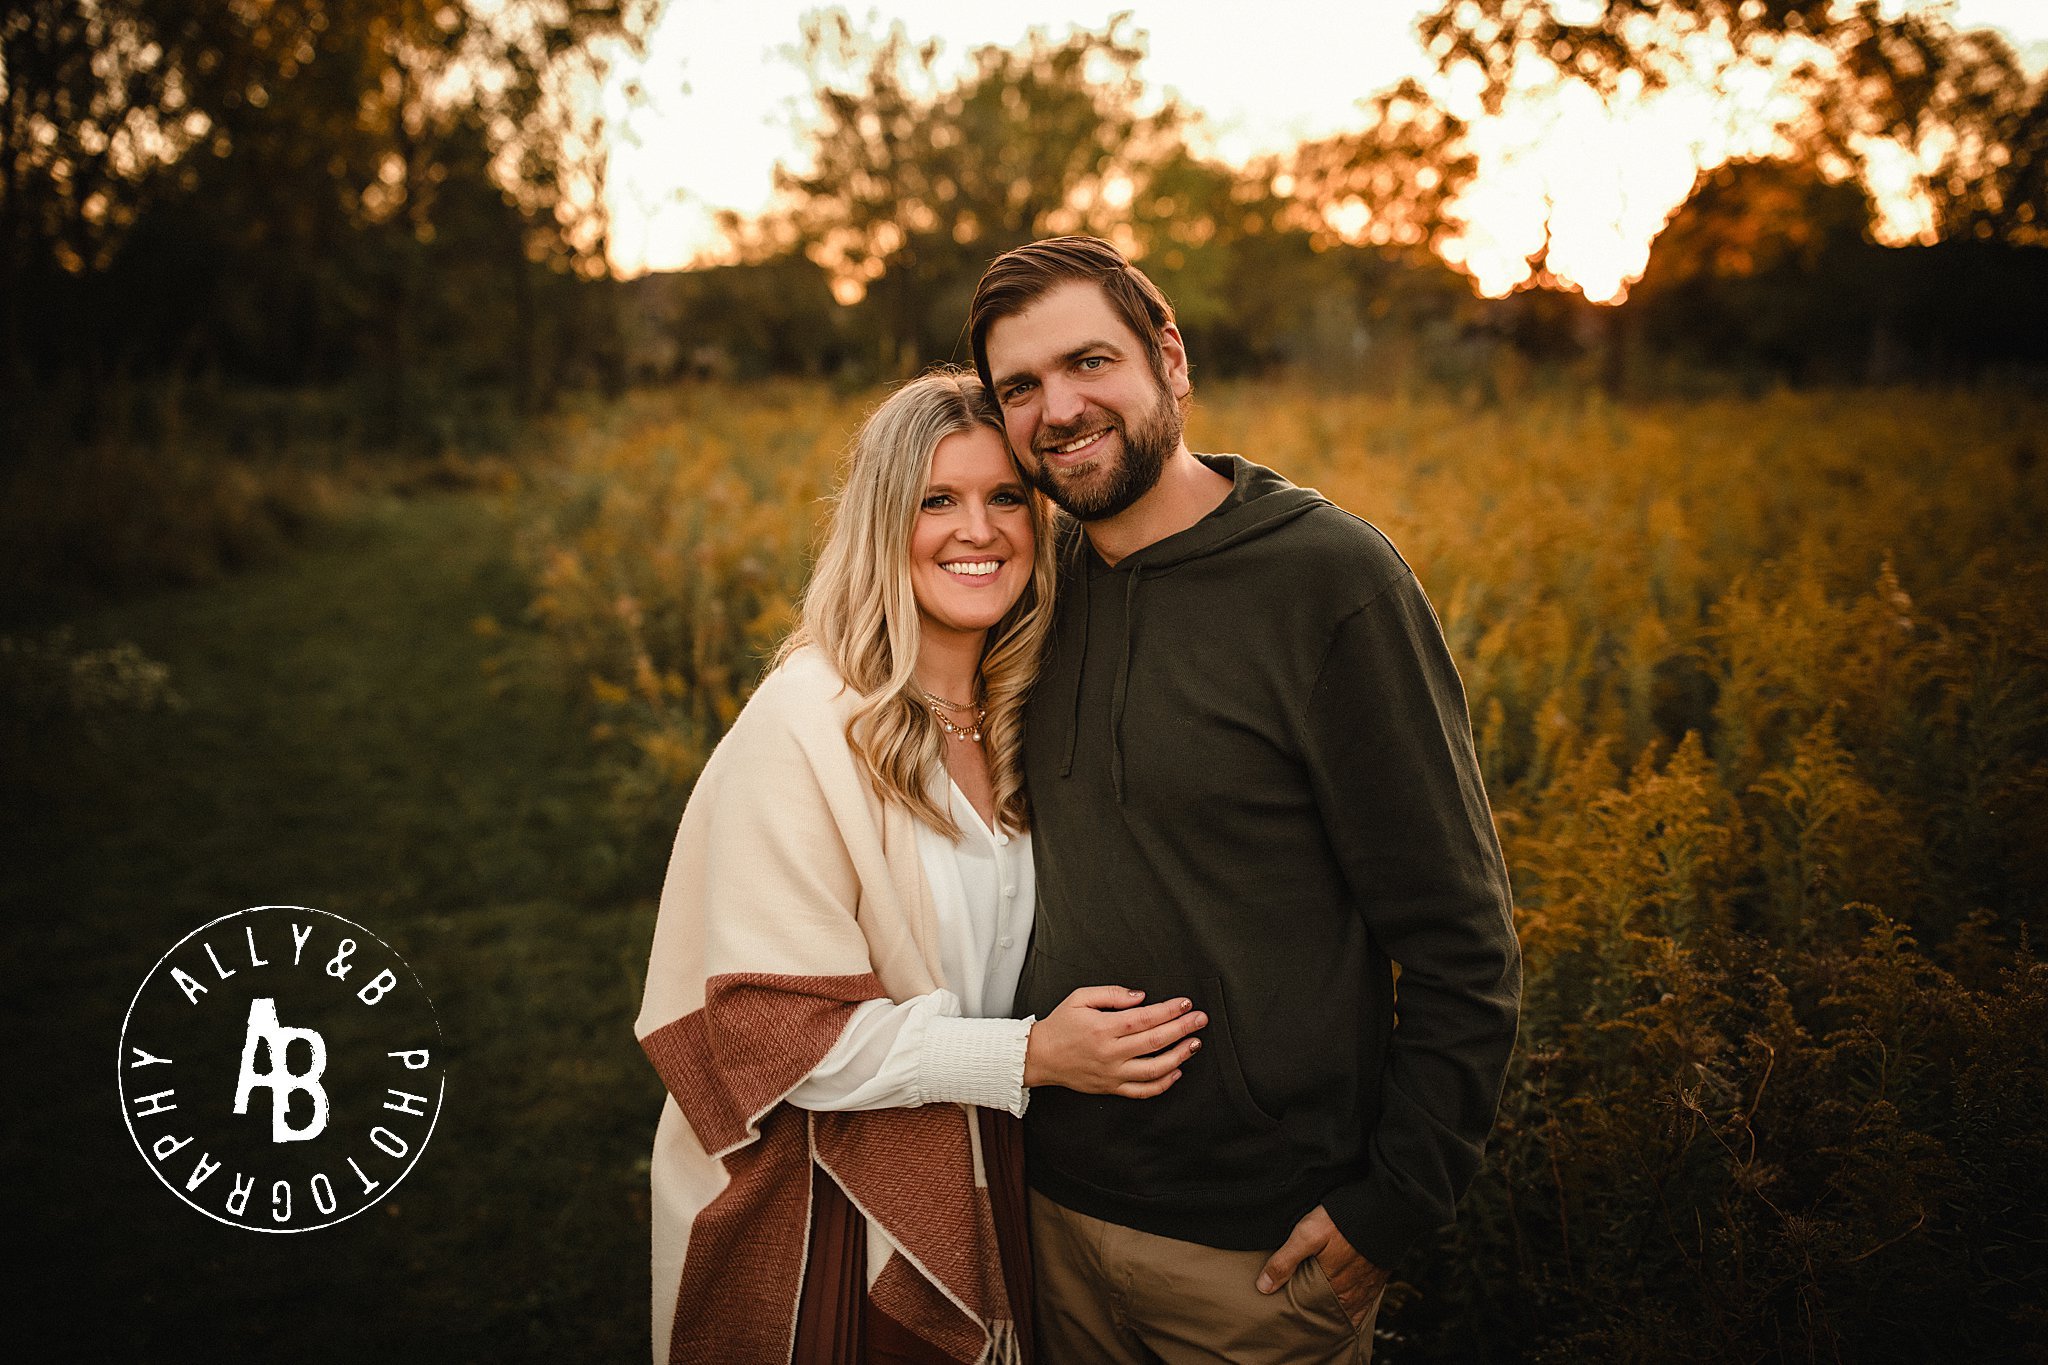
[1040,426,1114,463]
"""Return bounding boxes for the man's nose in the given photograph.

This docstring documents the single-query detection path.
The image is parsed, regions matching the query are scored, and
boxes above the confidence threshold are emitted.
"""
[1041,373,1086,427]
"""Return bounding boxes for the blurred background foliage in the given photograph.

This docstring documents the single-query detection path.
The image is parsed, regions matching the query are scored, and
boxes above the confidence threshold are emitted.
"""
[8,2,2045,605]
[7,1,2046,607]
[6,1,2044,432]
[5,0,2046,1360]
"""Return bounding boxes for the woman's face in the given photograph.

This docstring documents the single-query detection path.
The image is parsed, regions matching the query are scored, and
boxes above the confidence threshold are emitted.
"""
[910,425,1035,647]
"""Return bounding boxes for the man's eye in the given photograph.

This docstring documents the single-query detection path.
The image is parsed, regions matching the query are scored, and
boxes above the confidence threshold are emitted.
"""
[1001,383,1033,404]
[1077,356,1107,371]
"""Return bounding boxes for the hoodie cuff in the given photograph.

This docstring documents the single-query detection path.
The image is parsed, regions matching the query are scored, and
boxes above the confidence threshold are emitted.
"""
[916,1014,1033,1116]
[1321,1174,1445,1272]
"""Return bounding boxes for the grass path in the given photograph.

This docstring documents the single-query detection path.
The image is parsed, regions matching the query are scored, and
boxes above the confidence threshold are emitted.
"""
[4,489,664,1361]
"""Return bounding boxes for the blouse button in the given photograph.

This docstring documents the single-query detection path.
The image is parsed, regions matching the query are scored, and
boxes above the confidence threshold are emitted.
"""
[999,936,1014,948]
[995,834,1008,845]
[1001,884,1015,898]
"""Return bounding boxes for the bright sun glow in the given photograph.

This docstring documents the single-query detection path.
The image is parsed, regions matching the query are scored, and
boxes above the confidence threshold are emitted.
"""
[1433,26,1817,303]
[598,1,2048,299]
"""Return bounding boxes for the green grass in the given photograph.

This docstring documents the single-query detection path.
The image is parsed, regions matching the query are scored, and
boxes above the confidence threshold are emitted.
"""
[3,488,668,1361]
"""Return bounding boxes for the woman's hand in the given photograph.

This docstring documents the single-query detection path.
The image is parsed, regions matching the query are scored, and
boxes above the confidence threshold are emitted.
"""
[1023,987,1207,1097]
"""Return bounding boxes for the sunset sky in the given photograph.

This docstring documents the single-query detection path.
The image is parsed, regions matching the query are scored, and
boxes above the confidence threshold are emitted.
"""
[598,1,2048,300]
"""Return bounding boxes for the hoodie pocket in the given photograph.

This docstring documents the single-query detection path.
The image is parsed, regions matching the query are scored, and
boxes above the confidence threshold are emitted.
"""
[1195,974,1285,1135]
[1025,956,1292,1196]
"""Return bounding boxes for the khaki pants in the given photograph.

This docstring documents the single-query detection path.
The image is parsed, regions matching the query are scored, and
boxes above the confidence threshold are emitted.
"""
[1030,1193,1379,1364]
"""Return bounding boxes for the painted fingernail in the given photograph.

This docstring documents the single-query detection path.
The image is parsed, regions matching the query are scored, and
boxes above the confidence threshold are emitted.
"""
[1188,1039,1202,1051]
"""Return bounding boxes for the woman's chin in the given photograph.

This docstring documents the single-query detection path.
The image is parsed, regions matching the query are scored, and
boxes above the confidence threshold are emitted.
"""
[917,591,1028,638]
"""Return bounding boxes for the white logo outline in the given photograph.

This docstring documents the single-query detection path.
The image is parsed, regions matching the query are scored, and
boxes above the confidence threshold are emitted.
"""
[117,904,445,1234]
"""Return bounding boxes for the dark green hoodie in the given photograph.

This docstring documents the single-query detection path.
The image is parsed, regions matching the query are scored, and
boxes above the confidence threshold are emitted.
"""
[1017,453,1521,1270]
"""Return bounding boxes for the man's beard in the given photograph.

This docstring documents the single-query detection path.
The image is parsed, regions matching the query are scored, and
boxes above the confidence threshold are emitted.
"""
[1026,379,1183,522]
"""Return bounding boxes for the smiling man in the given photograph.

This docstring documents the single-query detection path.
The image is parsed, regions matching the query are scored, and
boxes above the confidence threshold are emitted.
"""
[970,236,1521,1363]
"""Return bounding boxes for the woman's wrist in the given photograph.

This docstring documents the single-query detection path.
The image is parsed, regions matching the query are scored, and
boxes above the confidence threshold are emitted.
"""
[1023,1014,1066,1089]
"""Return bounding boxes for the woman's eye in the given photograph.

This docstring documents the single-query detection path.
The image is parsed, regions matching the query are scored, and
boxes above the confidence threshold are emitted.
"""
[922,494,953,510]
[991,490,1025,506]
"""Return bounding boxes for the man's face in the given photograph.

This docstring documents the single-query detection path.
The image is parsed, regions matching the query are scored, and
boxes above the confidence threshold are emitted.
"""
[982,280,1191,522]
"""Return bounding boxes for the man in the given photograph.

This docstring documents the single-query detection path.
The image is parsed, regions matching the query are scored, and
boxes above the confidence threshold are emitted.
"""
[971,236,1521,1363]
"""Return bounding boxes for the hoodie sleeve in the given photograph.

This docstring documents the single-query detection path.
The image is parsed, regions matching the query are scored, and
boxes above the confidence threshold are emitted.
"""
[1297,568,1522,1270]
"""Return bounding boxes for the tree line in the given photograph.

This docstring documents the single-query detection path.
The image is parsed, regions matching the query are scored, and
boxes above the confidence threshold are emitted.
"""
[5,0,656,449]
[6,2,2045,455]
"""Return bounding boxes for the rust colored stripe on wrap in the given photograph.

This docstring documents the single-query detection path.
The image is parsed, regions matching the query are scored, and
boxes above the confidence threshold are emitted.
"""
[817,1104,1008,1342]
[667,1104,813,1364]
[795,1131,1030,1365]
[641,971,885,1154]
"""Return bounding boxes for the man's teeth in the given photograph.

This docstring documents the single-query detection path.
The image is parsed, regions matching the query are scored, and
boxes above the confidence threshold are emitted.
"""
[943,561,1001,577]
[1050,429,1106,455]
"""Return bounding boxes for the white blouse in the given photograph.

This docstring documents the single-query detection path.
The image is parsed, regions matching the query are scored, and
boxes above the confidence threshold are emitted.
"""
[785,774,1036,1116]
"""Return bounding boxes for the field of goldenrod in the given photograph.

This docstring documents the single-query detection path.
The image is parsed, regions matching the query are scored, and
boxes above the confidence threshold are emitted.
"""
[525,382,2046,1360]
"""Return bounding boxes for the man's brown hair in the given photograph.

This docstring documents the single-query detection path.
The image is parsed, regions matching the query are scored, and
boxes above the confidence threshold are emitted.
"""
[968,236,1181,400]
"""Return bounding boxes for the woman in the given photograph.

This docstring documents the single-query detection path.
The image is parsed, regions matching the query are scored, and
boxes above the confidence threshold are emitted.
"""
[634,369,1207,1365]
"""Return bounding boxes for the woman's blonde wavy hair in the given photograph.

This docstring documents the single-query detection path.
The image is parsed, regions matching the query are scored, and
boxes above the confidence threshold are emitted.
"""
[775,367,1056,837]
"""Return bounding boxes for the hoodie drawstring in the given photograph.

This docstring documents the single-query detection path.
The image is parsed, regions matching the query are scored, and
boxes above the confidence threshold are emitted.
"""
[1057,533,1089,779]
[1108,565,1143,802]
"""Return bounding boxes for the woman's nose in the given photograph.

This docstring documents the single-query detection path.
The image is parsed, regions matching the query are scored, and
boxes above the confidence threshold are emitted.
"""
[958,503,997,543]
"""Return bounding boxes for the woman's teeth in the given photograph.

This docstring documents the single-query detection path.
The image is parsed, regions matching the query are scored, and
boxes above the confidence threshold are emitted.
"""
[943,561,1001,577]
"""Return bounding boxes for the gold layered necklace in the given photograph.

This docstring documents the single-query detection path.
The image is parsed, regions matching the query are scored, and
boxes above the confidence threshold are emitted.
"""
[918,687,986,743]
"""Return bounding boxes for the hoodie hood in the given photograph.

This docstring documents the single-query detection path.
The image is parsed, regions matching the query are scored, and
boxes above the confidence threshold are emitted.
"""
[1055,454,1327,797]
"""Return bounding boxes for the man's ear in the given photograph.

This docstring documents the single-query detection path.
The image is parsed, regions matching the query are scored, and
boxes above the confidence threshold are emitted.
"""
[1159,323,1192,398]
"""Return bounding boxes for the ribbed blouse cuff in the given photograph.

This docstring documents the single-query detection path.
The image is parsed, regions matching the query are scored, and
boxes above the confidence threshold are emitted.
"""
[917,1014,1034,1116]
